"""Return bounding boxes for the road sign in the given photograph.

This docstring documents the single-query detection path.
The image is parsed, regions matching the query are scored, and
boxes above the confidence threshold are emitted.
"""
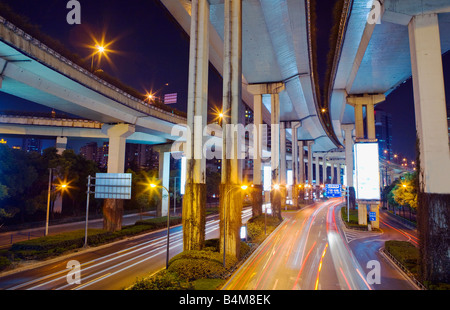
[325,184,342,198]
[369,211,377,222]
[94,173,132,200]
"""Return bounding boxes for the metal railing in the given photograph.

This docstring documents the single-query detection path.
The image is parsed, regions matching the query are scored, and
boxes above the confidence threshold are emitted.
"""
[381,247,426,290]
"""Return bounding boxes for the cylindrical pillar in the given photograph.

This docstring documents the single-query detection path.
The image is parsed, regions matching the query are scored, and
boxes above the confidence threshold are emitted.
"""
[184,0,210,251]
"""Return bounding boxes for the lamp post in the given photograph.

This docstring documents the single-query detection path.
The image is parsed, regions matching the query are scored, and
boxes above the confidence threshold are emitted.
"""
[45,169,68,236]
[45,168,53,236]
[150,183,171,269]
[91,45,105,72]
[223,184,249,268]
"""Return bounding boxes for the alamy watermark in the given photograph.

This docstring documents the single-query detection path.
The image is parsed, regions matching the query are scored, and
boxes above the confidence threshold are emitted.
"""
[367,0,382,25]
[66,260,81,285]
[366,259,381,285]
[66,0,81,25]
[170,117,276,164]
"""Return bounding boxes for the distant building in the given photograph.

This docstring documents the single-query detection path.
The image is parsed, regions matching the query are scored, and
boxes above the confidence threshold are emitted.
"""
[80,141,160,171]
[23,138,42,153]
[375,110,393,161]
[80,142,108,169]
[80,142,98,162]
[125,143,159,171]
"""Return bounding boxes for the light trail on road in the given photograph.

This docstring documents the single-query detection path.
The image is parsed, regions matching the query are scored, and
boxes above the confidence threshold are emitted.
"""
[2,208,253,290]
[223,199,379,290]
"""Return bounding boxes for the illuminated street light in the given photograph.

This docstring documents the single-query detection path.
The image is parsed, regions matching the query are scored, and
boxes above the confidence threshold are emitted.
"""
[91,44,106,72]
[45,169,70,236]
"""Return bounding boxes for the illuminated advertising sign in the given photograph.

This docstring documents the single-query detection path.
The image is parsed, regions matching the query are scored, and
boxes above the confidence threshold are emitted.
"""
[180,156,186,195]
[354,143,381,201]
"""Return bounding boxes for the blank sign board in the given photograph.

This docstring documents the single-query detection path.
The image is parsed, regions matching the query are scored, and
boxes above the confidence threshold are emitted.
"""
[94,173,132,200]
[354,143,380,201]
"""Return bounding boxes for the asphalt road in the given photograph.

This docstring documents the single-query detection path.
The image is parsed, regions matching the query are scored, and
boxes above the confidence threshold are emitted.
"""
[0,212,157,249]
[0,200,418,291]
[0,208,252,290]
[222,198,418,290]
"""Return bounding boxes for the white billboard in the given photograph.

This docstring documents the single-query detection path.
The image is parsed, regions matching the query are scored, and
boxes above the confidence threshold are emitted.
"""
[354,143,380,201]
[180,156,186,195]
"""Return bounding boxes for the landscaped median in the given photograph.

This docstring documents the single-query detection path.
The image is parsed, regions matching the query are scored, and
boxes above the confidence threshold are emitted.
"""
[0,216,182,272]
[127,214,283,290]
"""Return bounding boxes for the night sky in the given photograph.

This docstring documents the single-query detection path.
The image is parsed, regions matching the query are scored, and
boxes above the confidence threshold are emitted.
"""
[0,0,448,160]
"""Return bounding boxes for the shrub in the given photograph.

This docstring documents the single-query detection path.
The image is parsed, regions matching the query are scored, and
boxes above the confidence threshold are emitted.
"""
[0,256,11,271]
[129,270,193,290]
[10,229,109,259]
[385,240,419,276]
[168,250,237,281]
[246,214,282,243]
[135,216,182,230]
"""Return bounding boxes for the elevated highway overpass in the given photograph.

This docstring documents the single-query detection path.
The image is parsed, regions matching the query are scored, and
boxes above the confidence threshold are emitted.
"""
[327,0,450,284]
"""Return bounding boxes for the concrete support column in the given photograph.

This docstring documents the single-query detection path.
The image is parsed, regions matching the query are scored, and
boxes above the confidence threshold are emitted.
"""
[342,124,355,187]
[354,103,364,140]
[246,84,264,217]
[298,141,305,184]
[280,121,287,210]
[366,102,376,140]
[184,0,210,251]
[347,94,385,141]
[409,13,450,284]
[55,136,67,155]
[291,122,301,208]
[337,164,341,185]
[158,149,171,217]
[252,93,263,217]
[220,0,243,260]
[270,89,284,220]
[101,123,135,231]
[369,204,379,229]
[342,124,356,209]
[323,156,328,184]
[315,155,320,186]
[330,161,335,184]
[307,141,314,186]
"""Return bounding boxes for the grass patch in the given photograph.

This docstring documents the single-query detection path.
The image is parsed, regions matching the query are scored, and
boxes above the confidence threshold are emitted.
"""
[192,278,225,290]
[340,207,376,230]
[385,240,419,277]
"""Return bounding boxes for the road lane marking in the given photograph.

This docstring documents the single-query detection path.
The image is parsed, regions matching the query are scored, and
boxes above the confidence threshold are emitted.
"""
[72,273,111,290]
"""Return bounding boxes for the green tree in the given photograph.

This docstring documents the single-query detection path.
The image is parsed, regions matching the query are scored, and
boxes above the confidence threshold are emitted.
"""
[0,145,38,222]
[391,173,418,210]
[50,149,99,216]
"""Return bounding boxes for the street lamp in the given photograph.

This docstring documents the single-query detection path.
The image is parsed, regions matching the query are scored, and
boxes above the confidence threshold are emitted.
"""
[45,169,68,236]
[223,184,250,267]
[91,44,105,72]
[149,182,171,269]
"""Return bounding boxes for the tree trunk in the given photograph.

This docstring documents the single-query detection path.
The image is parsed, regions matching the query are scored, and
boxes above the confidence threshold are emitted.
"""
[102,199,123,232]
